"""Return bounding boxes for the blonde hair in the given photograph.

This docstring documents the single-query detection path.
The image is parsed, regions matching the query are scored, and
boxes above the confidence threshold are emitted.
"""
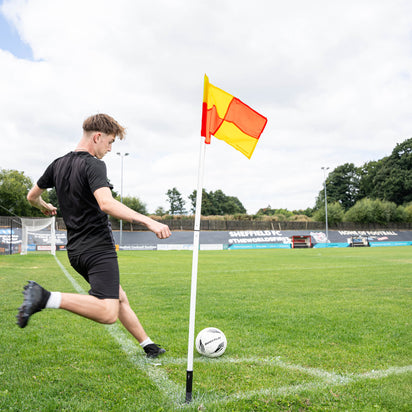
[82,114,126,140]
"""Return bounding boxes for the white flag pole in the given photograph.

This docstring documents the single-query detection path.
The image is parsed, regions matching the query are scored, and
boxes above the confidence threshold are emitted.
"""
[185,135,207,403]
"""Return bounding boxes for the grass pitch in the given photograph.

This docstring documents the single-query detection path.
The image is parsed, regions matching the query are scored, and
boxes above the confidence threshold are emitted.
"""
[0,247,411,411]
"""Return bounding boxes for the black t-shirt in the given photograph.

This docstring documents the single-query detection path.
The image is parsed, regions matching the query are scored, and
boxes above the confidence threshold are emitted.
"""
[37,151,115,254]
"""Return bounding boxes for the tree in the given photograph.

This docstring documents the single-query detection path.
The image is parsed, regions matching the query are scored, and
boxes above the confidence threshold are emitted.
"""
[367,138,412,205]
[405,202,412,222]
[209,190,247,215]
[189,189,246,216]
[313,202,344,225]
[118,196,147,215]
[314,138,412,211]
[257,207,294,219]
[154,206,167,216]
[344,198,407,224]
[189,189,209,214]
[0,169,39,217]
[166,187,186,215]
[357,160,381,200]
[110,195,148,226]
[293,208,314,218]
[315,163,361,211]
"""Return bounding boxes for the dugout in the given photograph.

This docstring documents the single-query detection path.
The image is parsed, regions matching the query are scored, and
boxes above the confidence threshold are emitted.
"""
[291,235,312,248]
[348,236,370,247]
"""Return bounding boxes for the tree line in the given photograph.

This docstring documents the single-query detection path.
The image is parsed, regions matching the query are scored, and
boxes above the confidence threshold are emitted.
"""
[1,137,411,224]
[162,188,246,216]
[315,138,412,209]
[0,170,246,219]
[312,137,412,224]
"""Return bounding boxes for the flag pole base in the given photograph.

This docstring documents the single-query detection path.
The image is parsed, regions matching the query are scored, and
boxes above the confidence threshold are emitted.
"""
[185,370,193,403]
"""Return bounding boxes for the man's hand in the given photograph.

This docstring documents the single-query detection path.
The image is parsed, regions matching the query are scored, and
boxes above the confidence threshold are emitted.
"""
[146,220,171,239]
[41,203,57,216]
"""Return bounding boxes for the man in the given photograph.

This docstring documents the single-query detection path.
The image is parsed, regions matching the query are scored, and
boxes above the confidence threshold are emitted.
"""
[17,113,171,359]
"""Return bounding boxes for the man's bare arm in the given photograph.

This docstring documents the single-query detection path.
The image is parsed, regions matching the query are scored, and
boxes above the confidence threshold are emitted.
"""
[27,185,57,216]
[93,187,171,239]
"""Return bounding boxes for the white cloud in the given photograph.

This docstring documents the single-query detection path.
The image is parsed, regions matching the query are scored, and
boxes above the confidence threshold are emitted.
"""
[1,0,411,214]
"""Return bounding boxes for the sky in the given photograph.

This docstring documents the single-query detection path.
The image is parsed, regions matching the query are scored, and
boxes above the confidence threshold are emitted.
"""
[0,0,411,215]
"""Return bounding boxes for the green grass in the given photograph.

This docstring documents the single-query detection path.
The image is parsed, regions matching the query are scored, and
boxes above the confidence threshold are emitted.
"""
[0,247,411,411]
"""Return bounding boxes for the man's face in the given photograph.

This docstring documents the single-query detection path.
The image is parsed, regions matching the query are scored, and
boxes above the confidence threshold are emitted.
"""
[94,133,116,159]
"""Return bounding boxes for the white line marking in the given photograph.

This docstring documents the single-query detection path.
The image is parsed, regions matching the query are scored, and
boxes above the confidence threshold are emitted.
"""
[227,363,412,402]
[164,356,412,405]
[355,365,412,380]
[105,323,183,406]
[54,255,85,294]
[163,356,411,384]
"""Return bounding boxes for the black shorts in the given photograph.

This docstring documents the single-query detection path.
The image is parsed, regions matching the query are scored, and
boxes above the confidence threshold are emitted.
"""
[68,250,119,299]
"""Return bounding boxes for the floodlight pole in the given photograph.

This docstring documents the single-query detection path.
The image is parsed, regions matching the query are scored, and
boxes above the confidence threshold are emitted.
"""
[321,167,330,243]
[9,218,12,255]
[116,152,129,246]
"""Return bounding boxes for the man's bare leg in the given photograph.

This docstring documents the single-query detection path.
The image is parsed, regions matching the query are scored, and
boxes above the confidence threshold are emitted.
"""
[17,281,119,328]
[117,286,165,358]
[17,282,165,358]
[117,286,148,342]
[60,293,119,324]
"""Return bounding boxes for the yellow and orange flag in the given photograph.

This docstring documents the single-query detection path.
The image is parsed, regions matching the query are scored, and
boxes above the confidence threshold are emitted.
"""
[201,75,267,159]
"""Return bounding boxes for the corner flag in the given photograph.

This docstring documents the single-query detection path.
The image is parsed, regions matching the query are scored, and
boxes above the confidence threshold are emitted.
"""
[201,75,267,159]
[185,76,268,403]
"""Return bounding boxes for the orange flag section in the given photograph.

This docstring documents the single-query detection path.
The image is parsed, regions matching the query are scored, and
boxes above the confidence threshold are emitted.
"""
[201,75,267,159]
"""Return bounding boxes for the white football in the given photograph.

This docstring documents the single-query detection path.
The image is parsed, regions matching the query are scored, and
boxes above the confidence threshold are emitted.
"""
[195,327,227,358]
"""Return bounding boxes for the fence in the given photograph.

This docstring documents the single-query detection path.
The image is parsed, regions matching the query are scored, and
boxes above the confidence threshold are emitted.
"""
[107,218,412,232]
[1,216,412,232]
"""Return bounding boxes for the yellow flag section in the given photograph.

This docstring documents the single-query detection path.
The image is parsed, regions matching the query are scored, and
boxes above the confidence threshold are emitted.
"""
[201,75,267,159]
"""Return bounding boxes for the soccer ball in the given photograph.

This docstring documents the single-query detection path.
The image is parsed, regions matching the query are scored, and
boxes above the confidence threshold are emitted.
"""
[195,327,227,358]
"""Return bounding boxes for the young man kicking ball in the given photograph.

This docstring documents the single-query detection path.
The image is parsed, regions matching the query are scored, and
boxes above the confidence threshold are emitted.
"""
[17,113,171,358]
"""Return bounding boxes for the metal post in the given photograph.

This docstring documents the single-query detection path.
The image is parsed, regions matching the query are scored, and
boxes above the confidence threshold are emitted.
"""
[321,167,330,243]
[116,152,129,246]
[9,217,12,255]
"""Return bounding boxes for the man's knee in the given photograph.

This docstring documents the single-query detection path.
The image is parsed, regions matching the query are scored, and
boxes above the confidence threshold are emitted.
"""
[100,312,118,324]
[99,300,119,324]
